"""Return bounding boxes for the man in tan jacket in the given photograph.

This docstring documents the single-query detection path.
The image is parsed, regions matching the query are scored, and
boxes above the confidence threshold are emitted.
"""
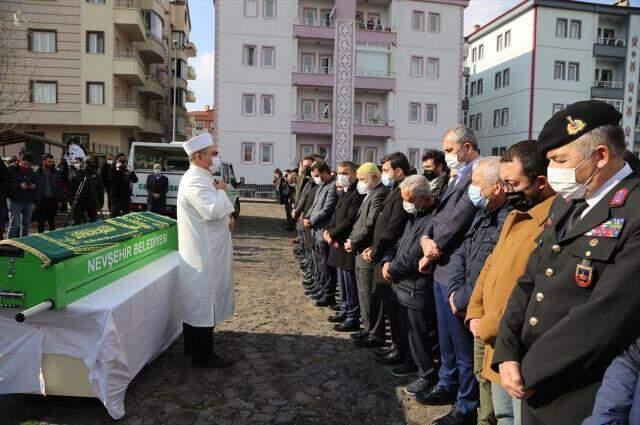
[466,140,556,425]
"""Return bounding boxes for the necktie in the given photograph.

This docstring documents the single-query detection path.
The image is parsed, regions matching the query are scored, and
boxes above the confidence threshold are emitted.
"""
[562,199,588,237]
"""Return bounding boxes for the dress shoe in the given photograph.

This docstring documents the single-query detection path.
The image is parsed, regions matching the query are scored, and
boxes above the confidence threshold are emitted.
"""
[350,330,369,340]
[374,346,395,357]
[375,350,403,365]
[334,321,360,332]
[193,353,234,369]
[354,336,384,348]
[390,363,418,378]
[327,313,346,323]
[415,386,458,406]
[315,295,336,307]
[404,373,437,395]
[432,408,477,425]
[329,304,341,312]
[310,292,325,301]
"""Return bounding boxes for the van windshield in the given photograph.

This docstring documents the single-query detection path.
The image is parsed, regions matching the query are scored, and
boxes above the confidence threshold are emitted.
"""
[132,146,189,172]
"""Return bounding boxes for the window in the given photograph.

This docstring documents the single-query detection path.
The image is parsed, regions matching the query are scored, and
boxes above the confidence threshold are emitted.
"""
[495,72,502,90]
[245,0,257,17]
[365,103,379,122]
[302,100,314,120]
[554,61,566,80]
[425,104,437,124]
[568,62,579,81]
[409,103,421,123]
[319,55,331,74]
[355,43,391,78]
[497,34,503,51]
[242,94,256,115]
[475,113,482,131]
[303,8,316,26]
[262,47,274,67]
[196,121,204,130]
[503,68,510,87]
[302,54,314,73]
[426,58,439,78]
[87,82,104,105]
[364,147,377,163]
[30,30,56,53]
[172,31,187,49]
[63,134,90,148]
[492,147,507,155]
[408,149,420,168]
[320,10,332,27]
[552,103,565,115]
[410,56,423,77]
[477,79,483,95]
[412,11,424,31]
[318,146,330,163]
[570,20,581,39]
[472,47,477,63]
[352,147,361,164]
[86,32,104,54]
[86,0,105,3]
[301,145,314,158]
[354,102,362,124]
[556,18,567,38]
[243,45,257,66]
[501,108,509,126]
[493,109,501,128]
[428,13,440,33]
[241,143,255,163]
[143,10,164,39]
[260,144,273,164]
[504,30,511,48]
[261,95,274,116]
[264,0,276,18]
[319,101,331,121]
[470,81,476,97]
[478,44,484,60]
[172,59,187,79]
[469,114,476,130]
[31,81,57,103]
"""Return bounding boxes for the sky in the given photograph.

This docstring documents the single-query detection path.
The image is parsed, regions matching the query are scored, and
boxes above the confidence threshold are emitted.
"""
[186,0,639,112]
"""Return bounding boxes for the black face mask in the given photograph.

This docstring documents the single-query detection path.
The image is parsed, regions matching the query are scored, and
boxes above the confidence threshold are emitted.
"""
[505,191,534,211]
[423,170,438,181]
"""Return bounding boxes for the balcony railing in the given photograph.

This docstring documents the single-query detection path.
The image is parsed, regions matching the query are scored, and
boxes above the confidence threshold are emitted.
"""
[292,114,333,123]
[596,37,626,47]
[114,100,139,109]
[292,65,334,75]
[593,80,624,89]
[354,117,394,126]
[146,74,165,86]
[294,17,335,28]
[145,32,164,45]
[355,21,395,32]
[114,0,139,8]
[355,69,396,78]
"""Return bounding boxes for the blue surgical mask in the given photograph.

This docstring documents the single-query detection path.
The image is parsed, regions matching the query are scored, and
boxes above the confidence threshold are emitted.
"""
[468,184,489,210]
[381,173,394,187]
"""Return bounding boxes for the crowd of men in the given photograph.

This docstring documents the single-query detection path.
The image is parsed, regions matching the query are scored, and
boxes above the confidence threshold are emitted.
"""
[0,150,170,239]
[284,101,640,425]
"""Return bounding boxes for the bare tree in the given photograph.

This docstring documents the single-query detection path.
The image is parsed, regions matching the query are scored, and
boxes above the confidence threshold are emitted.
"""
[0,4,31,133]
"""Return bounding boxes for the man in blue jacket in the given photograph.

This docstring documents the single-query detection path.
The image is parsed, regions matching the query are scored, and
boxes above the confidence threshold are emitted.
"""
[7,152,38,238]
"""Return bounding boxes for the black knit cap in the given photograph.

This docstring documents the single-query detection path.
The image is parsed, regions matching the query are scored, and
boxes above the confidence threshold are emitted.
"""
[537,100,622,155]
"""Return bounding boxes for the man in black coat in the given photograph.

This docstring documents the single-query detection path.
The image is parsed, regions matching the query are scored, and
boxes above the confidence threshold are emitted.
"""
[69,155,103,225]
[101,154,113,211]
[422,149,450,202]
[323,161,365,331]
[146,163,169,214]
[36,153,62,233]
[356,152,411,354]
[110,152,138,217]
[493,101,640,425]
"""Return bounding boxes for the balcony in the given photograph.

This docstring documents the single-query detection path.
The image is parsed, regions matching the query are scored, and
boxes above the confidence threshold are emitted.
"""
[144,118,165,135]
[292,66,334,87]
[187,65,196,80]
[593,37,627,59]
[291,114,333,135]
[354,117,394,138]
[355,21,397,45]
[186,89,196,103]
[591,80,624,100]
[113,52,146,86]
[137,32,166,64]
[113,100,145,128]
[185,41,197,58]
[113,0,146,42]
[139,75,165,99]
[354,70,395,91]
[172,77,188,91]
[140,0,167,20]
[293,18,335,40]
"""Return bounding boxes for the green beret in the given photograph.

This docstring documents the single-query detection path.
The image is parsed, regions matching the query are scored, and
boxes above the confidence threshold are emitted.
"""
[538,100,622,155]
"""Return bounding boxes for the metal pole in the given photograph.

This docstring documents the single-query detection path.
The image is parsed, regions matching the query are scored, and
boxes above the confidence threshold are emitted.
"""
[172,44,177,142]
[15,300,54,322]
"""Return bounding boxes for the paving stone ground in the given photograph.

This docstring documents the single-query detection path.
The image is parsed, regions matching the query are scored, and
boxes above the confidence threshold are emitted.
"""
[0,201,451,425]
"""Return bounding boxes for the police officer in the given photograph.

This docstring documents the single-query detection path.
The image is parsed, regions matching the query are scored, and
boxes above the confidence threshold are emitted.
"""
[492,100,640,425]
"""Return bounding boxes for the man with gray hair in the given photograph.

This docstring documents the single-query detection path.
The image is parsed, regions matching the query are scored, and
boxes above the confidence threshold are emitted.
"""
[494,100,640,424]
[380,174,439,397]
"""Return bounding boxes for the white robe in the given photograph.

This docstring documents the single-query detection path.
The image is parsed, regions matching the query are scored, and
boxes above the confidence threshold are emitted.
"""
[177,165,235,327]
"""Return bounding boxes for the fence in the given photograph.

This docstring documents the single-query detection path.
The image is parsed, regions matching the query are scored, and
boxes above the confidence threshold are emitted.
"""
[237,183,277,200]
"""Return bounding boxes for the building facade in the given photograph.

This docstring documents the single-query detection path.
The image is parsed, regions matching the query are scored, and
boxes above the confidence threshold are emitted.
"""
[215,0,469,184]
[465,0,640,156]
[0,0,197,160]
[187,106,216,139]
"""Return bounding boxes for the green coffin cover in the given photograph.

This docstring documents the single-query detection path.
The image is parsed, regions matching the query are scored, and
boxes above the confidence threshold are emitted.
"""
[0,212,176,267]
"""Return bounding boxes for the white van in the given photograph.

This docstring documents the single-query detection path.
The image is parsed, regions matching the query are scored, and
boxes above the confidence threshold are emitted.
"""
[128,142,240,217]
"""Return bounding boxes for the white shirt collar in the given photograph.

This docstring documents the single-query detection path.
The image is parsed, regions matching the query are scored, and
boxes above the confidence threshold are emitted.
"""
[582,162,633,218]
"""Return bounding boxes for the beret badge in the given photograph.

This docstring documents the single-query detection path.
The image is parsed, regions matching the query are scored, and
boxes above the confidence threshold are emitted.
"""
[566,116,586,135]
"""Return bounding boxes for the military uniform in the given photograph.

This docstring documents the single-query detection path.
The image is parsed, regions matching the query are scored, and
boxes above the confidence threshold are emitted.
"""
[492,101,640,424]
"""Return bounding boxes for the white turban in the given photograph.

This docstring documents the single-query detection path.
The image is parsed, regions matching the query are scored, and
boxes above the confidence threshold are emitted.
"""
[183,133,214,156]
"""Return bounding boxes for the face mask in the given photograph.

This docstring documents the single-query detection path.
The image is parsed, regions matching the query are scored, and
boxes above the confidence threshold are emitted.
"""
[547,153,598,200]
[424,170,438,181]
[468,184,489,209]
[209,156,221,174]
[403,200,417,215]
[154,169,161,175]
[313,176,322,185]
[107,160,113,165]
[445,153,464,171]
[357,181,370,195]
[381,172,394,188]
[337,174,350,187]
[505,181,539,211]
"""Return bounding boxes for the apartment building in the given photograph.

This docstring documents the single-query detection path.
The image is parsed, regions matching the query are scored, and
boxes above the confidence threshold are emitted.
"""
[187,105,216,138]
[215,0,469,184]
[0,0,197,161]
[464,0,640,156]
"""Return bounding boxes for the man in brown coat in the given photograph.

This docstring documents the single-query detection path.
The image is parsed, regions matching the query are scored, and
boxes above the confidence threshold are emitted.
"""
[466,140,556,424]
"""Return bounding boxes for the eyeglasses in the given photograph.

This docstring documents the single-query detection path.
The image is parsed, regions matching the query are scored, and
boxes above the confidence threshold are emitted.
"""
[498,179,515,192]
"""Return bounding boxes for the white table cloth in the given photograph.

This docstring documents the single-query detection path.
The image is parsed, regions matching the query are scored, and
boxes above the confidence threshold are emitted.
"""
[0,251,182,419]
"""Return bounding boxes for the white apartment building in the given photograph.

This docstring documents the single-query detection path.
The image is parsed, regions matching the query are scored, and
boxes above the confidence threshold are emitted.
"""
[215,0,469,184]
[465,0,640,156]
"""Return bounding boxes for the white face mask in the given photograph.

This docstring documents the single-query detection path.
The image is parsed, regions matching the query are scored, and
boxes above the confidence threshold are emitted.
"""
[445,153,464,171]
[381,172,394,187]
[209,156,221,174]
[403,200,417,215]
[337,174,350,187]
[154,169,161,175]
[106,160,113,165]
[357,181,370,195]
[313,176,322,185]
[547,153,597,200]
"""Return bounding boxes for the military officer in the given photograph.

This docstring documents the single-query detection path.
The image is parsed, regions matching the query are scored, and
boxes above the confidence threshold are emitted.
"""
[492,100,640,425]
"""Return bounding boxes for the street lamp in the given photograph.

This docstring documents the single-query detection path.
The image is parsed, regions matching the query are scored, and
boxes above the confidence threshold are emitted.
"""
[171,39,179,141]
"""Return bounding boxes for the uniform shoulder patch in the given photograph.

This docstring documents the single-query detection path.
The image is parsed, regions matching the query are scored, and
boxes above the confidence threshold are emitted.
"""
[610,188,629,207]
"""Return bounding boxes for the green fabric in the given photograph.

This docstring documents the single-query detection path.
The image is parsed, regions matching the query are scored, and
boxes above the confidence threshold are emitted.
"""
[0,212,175,267]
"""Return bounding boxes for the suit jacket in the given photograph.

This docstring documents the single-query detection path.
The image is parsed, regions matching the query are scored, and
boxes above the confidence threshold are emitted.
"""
[146,174,169,210]
[348,183,389,255]
[309,178,338,240]
[493,171,640,423]
[421,168,479,285]
[327,181,365,270]
[370,181,410,264]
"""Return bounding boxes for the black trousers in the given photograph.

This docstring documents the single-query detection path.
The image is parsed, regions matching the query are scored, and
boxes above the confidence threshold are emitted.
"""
[72,203,98,225]
[38,197,58,233]
[183,323,214,364]
[313,237,336,296]
[398,302,436,378]
[111,197,131,217]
